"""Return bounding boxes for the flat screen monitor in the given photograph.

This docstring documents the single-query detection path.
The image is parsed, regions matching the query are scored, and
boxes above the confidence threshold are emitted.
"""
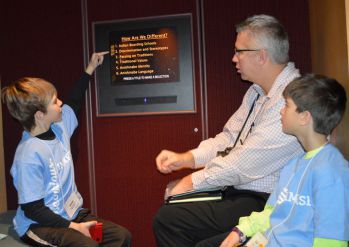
[93,13,196,116]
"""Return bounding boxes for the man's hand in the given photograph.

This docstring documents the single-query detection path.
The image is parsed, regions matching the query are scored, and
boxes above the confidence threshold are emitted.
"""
[69,221,97,238]
[219,231,240,247]
[156,150,194,174]
[85,51,109,75]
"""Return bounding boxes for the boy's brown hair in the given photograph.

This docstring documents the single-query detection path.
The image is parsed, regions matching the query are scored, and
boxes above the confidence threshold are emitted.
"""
[2,77,56,131]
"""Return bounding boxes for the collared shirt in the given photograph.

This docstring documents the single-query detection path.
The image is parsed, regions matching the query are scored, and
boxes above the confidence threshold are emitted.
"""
[191,62,303,193]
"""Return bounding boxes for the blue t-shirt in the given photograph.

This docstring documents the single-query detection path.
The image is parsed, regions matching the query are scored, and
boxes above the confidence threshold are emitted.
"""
[11,105,83,237]
[265,144,349,246]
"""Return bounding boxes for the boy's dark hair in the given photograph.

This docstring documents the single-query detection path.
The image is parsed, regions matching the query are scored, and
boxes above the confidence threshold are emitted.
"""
[283,74,347,135]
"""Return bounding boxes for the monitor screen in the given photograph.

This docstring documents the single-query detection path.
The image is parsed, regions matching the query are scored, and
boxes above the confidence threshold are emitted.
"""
[109,27,179,85]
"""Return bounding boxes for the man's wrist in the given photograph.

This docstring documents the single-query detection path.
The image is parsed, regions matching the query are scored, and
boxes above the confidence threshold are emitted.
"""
[184,151,195,169]
[232,226,246,244]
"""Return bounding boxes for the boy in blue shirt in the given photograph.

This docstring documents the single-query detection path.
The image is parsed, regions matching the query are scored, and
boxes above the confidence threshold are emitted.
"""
[2,52,131,247]
[219,74,349,247]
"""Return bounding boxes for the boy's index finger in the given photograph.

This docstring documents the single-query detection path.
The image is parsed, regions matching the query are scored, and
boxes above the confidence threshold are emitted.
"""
[99,51,109,55]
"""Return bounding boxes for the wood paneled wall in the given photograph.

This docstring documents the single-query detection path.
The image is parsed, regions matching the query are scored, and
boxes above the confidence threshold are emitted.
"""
[309,0,349,158]
[0,91,6,213]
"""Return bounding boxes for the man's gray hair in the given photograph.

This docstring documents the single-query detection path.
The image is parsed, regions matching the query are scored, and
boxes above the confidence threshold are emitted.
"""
[236,14,289,64]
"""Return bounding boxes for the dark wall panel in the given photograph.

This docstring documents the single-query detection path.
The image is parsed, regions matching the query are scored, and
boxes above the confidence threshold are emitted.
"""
[0,1,91,209]
[85,1,202,246]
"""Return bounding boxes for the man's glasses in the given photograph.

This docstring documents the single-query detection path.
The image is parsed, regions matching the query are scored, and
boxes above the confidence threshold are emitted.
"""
[234,48,262,56]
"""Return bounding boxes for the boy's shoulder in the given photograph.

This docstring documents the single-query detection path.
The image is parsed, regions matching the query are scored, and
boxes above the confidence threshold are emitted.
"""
[15,134,43,158]
[316,144,348,168]
[17,131,39,150]
[282,144,349,177]
[281,152,305,170]
[311,144,349,185]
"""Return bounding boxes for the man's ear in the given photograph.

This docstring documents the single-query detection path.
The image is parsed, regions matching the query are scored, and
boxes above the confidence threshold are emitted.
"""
[258,49,268,64]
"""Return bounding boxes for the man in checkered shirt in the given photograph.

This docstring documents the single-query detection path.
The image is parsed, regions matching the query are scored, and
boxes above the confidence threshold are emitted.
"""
[153,14,303,247]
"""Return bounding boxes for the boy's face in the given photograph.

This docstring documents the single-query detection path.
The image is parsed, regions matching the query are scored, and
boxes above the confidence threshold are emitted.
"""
[280,97,301,136]
[44,94,63,123]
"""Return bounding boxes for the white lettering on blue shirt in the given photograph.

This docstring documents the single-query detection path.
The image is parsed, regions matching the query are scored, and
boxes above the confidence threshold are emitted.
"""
[276,187,311,206]
[48,158,60,213]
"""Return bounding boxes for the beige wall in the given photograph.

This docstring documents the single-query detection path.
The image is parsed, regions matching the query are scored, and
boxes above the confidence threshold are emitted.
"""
[0,80,7,213]
[309,0,349,158]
